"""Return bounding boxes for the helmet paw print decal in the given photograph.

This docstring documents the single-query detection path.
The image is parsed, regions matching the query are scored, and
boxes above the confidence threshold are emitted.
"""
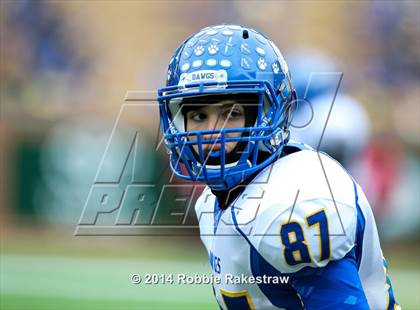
[208,44,219,55]
[272,63,280,74]
[257,58,267,70]
[166,24,291,84]
[194,45,205,56]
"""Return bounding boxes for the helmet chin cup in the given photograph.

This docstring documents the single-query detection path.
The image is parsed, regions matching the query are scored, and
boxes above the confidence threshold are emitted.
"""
[207,150,221,158]
[199,159,253,191]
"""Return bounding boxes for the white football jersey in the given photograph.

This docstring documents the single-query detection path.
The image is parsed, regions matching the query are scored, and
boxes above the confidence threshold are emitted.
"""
[195,146,399,309]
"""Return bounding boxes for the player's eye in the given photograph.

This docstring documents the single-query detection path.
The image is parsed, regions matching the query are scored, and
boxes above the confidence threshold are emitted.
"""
[188,111,207,122]
[222,108,244,120]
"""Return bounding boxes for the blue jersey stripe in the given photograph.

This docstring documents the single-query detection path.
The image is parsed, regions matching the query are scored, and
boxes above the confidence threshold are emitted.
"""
[352,180,366,270]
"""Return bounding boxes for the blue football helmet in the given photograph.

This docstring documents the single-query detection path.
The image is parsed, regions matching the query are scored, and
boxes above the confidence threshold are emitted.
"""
[157,24,296,190]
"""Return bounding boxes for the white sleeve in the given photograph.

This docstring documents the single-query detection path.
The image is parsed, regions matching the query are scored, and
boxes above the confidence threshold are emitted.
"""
[355,183,394,309]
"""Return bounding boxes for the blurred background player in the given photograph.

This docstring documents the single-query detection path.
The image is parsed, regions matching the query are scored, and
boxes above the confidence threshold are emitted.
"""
[287,48,418,239]
[287,49,370,168]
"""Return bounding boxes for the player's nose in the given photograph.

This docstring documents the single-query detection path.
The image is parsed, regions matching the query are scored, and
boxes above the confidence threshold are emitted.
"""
[205,114,226,131]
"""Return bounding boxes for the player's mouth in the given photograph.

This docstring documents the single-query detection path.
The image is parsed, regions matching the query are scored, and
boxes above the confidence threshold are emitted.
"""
[204,143,221,152]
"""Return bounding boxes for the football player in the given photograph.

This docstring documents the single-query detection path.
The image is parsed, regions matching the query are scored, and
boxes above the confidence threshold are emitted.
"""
[157,24,399,309]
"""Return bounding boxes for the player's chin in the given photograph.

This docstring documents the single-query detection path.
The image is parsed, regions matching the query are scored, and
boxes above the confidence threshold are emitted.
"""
[224,142,238,153]
[192,144,220,155]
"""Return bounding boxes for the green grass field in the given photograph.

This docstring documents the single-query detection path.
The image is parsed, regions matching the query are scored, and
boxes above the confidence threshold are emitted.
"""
[1,231,419,309]
[1,254,215,310]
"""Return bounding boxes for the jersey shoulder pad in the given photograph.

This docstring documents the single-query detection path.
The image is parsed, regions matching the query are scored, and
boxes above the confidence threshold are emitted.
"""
[252,150,356,203]
[254,198,357,273]
[232,150,359,273]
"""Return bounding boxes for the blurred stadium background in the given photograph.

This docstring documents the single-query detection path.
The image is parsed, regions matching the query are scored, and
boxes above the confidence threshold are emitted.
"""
[1,1,419,309]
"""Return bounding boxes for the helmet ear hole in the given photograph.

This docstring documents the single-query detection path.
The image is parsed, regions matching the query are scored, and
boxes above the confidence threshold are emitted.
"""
[242,30,249,39]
